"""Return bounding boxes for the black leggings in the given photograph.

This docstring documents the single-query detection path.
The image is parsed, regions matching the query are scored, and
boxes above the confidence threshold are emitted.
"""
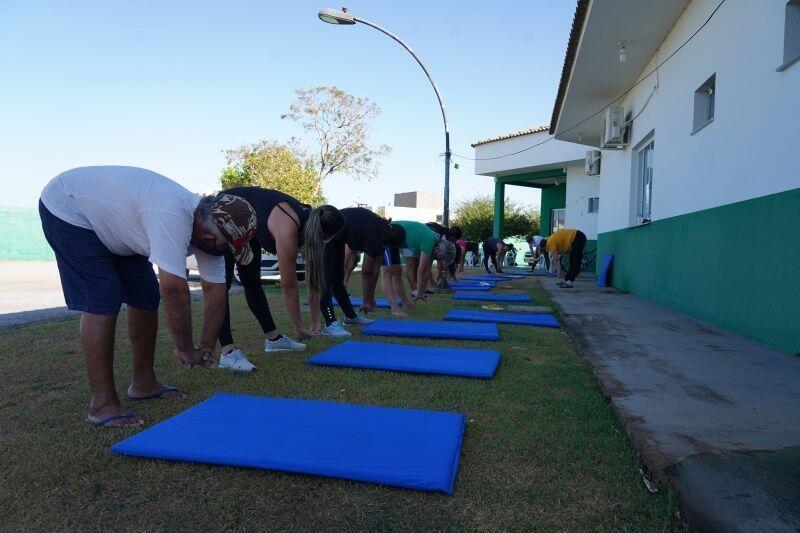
[320,241,357,326]
[482,245,498,271]
[565,231,588,282]
[218,239,277,347]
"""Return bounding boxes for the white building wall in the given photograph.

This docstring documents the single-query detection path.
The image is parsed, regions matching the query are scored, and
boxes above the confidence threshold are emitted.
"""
[564,164,600,240]
[598,0,800,234]
[474,131,586,176]
[383,205,441,224]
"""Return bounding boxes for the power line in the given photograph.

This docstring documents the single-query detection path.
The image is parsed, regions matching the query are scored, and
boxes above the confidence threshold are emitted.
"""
[451,0,726,162]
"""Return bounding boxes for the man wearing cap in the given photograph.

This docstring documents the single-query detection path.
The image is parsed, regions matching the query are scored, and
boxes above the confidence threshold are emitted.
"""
[39,166,257,428]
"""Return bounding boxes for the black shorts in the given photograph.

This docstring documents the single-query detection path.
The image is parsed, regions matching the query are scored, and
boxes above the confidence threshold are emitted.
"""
[361,232,385,259]
[383,247,401,266]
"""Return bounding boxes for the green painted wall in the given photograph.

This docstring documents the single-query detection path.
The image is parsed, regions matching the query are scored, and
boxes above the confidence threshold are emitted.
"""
[539,183,566,236]
[597,188,800,355]
[0,206,54,260]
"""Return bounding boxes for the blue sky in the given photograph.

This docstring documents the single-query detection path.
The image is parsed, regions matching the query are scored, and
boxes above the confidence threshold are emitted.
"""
[0,0,575,211]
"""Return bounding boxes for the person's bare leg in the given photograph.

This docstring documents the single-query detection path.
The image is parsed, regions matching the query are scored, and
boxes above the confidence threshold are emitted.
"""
[405,257,418,293]
[126,306,182,399]
[380,266,406,316]
[81,312,142,427]
[393,266,413,310]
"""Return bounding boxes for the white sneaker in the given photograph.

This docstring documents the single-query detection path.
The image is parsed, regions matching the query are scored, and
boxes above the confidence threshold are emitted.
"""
[563,280,574,288]
[218,348,256,372]
[321,321,351,337]
[344,315,374,326]
[411,289,417,298]
[264,335,306,352]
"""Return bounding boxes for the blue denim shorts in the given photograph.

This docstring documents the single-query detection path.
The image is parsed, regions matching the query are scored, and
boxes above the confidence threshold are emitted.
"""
[39,200,160,315]
[383,247,401,266]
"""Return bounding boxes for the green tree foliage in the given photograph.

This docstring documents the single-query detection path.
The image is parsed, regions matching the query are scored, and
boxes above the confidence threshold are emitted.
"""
[452,194,540,242]
[281,86,391,192]
[220,140,324,206]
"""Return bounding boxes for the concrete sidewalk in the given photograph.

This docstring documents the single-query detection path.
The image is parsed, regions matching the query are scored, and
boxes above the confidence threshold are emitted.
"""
[542,277,800,532]
[0,261,238,329]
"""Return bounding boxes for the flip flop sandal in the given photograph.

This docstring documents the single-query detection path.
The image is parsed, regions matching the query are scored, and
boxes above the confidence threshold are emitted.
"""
[87,412,142,428]
[128,386,183,400]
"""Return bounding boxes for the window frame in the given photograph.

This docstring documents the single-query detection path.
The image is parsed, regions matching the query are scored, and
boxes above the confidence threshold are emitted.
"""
[778,0,800,72]
[587,197,600,213]
[692,74,716,134]
[550,208,566,233]
[635,137,655,225]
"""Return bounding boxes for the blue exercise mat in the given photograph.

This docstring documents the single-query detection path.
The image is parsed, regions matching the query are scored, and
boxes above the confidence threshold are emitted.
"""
[445,309,559,328]
[597,253,614,287]
[111,393,465,494]
[450,280,496,288]
[362,319,499,341]
[445,285,491,291]
[337,296,402,308]
[308,340,500,378]
[304,297,401,309]
[461,275,514,282]
[452,291,532,303]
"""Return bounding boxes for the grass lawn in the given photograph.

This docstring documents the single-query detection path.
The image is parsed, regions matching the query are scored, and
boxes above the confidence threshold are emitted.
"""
[0,271,679,531]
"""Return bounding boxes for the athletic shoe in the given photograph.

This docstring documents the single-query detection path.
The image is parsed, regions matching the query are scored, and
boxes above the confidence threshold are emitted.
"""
[264,335,306,352]
[563,280,574,288]
[321,321,351,337]
[411,289,418,298]
[344,315,374,326]
[218,348,256,372]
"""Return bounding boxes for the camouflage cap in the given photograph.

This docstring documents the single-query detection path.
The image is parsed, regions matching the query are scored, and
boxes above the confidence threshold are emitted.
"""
[211,194,257,265]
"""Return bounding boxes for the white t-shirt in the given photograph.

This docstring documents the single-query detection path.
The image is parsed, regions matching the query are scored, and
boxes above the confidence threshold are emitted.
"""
[40,166,225,283]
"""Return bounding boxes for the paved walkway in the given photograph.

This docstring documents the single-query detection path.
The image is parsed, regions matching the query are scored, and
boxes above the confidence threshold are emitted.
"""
[542,276,800,532]
[0,260,237,328]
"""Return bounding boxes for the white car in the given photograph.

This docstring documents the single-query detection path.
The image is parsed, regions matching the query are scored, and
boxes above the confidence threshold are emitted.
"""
[186,252,305,284]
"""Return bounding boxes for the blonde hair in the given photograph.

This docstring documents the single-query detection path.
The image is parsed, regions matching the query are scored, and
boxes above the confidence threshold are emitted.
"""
[303,205,345,297]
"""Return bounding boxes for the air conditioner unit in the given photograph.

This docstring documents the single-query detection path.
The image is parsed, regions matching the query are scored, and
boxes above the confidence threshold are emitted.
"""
[585,150,601,175]
[601,106,626,148]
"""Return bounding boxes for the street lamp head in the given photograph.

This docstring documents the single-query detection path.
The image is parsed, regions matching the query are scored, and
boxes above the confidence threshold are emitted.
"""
[318,7,356,25]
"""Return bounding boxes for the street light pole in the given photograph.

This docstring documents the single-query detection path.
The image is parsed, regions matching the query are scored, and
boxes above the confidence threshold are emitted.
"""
[318,8,452,226]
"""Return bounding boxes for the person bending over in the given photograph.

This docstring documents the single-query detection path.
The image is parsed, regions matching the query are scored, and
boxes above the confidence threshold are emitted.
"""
[39,166,257,427]
[380,244,413,316]
[317,208,406,336]
[216,186,345,372]
[482,236,508,273]
[426,222,463,282]
[456,238,468,272]
[537,228,587,288]
[395,221,457,302]
[526,235,550,272]
[342,249,360,288]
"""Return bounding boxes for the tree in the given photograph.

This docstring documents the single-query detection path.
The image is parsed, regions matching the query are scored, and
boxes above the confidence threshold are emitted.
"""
[452,194,540,242]
[220,140,324,206]
[281,86,391,195]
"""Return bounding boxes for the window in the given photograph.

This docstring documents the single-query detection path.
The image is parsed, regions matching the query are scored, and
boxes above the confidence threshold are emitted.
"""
[636,138,654,223]
[692,74,715,133]
[779,0,800,71]
[587,197,600,213]
[551,208,566,232]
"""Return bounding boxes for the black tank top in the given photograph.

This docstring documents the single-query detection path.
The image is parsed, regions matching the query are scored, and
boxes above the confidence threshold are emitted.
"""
[222,187,310,253]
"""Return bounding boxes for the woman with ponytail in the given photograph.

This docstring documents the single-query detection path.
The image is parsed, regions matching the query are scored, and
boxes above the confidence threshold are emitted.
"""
[214,186,344,372]
[314,207,406,337]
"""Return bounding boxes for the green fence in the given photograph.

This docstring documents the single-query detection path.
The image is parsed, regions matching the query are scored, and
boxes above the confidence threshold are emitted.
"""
[0,206,54,260]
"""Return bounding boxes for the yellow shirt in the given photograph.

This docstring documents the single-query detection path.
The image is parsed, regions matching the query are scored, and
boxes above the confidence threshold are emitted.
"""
[546,229,578,254]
